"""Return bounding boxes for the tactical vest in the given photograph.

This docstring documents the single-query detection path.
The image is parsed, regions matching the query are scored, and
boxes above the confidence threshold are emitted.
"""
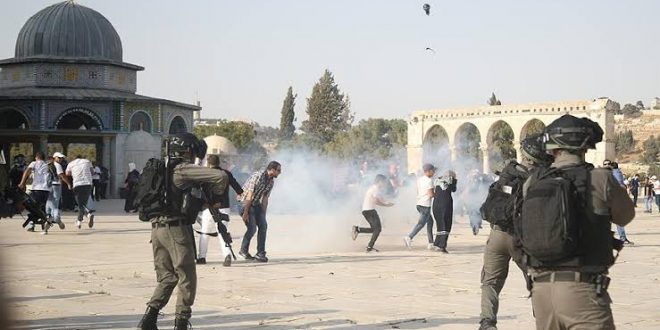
[161,160,201,224]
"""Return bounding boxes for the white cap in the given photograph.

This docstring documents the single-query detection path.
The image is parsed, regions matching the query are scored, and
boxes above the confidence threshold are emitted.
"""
[53,152,66,159]
[652,175,658,180]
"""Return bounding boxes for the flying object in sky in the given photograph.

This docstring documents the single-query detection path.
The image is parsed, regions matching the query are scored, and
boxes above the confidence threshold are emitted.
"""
[423,3,431,16]
[425,47,436,54]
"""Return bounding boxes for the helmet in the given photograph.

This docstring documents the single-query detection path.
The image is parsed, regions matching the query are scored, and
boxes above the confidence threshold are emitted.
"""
[544,115,603,151]
[168,133,207,160]
[521,133,554,165]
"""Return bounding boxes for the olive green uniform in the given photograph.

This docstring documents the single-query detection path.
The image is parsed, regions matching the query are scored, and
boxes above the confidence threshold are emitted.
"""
[480,162,529,324]
[480,225,525,322]
[146,163,227,319]
[525,153,635,330]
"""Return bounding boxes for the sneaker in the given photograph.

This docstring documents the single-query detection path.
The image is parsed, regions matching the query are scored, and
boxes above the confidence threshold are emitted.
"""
[479,318,498,330]
[223,255,232,267]
[351,226,359,241]
[88,214,95,228]
[623,239,635,246]
[255,253,269,263]
[76,220,82,229]
[472,226,479,236]
[196,258,206,265]
[437,247,449,254]
[56,218,65,230]
[427,243,435,251]
[239,251,255,260]
[366,247,379,253]
[403,236,412,248]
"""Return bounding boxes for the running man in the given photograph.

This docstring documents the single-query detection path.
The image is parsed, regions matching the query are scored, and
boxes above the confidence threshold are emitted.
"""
[404,164,435,249]
[352,174,394,252]
[66,155,95,229]
[46,152,72,230]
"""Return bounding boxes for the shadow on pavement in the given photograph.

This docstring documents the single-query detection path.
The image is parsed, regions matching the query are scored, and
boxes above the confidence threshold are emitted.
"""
[12,309,339,330]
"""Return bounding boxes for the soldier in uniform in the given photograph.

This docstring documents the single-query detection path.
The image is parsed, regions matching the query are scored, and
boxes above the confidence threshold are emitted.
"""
[524,115,635,330]
[137,133,228,330]
[478,133,553,330]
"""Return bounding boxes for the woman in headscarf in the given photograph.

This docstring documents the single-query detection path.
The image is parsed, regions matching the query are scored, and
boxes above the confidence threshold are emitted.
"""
[432,170,457,253]
[124,162,140,212]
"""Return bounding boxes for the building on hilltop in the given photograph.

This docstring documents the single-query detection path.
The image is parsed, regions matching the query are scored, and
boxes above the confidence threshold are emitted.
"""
[0,1,200,196]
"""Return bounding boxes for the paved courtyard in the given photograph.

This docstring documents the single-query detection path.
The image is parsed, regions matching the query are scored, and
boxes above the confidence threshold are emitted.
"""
[1,200,659,329]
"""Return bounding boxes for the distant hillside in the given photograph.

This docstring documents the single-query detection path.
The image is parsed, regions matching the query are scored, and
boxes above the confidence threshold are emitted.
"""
[614,110,660,164]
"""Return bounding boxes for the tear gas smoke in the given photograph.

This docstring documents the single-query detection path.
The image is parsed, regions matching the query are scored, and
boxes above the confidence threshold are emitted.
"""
[230,139,505,254]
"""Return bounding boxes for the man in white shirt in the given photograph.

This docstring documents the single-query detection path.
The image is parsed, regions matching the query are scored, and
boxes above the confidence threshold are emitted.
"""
[404,164,436,249]
[18,152,51,233]
[46,153,72,230]
[66,155,95,229]
[351,174,394,252]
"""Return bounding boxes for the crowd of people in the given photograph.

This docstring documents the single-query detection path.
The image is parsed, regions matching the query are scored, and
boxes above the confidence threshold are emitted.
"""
[6,152,106,234]
[2,114,654,330]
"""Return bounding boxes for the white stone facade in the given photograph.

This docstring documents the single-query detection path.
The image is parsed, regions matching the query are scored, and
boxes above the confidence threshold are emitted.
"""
[407,98,616,174]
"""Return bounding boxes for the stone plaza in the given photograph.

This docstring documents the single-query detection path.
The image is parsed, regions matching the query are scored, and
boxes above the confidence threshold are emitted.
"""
[1,200,658,329]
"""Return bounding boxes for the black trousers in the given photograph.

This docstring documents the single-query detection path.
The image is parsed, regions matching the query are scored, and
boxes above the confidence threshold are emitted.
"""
[632,191,638,205]
[24,190,49,227]
[100,181,108,199]
[92,179,101,201]
[358,210,382,249]
[73,185,92,221]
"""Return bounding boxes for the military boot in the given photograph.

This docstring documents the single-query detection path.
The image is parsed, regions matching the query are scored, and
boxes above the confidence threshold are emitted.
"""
[173,317,191,330]
[136,306,159,330]
[479,318,497,330]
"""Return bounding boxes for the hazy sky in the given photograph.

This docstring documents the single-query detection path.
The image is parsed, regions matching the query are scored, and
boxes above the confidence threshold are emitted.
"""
[2,1,659,127]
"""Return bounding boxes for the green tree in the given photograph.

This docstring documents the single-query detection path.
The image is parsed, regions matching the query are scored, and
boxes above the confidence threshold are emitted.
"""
[621,104,641,116]
[456,124,481,162]
[524,121,545,137]
[301,69,353,145]
[193,121,256,151]
[279,86,296,140]
[615,130,635,156]
[488,92,502,106]
[324,119,407,160]
[642,135,659,164]
[636,100,645,110]
[489,122,515,172]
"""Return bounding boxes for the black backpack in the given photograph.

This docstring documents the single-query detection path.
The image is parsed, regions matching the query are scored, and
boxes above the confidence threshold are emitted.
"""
[47,162,58,187]
[132,158,166,222]
[518,165,591,265]
[480,161,528,232]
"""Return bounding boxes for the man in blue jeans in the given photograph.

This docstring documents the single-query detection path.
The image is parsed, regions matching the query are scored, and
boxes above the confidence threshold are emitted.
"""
[404,163,435,250]
[46,153,72,229]
[239,161,281,263]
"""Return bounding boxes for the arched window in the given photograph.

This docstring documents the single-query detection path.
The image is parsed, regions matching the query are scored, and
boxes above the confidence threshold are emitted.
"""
[130,111,152,132]
[55,108,103,130]
[169,116,187,134]
[0,108,29,129]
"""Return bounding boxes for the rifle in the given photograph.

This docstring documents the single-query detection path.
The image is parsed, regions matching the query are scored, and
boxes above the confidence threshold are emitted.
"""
[201,188,237,260]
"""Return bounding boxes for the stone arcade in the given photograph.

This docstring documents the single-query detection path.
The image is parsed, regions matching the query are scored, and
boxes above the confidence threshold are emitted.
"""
[407,98,617,174]
[0,1,200,197]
